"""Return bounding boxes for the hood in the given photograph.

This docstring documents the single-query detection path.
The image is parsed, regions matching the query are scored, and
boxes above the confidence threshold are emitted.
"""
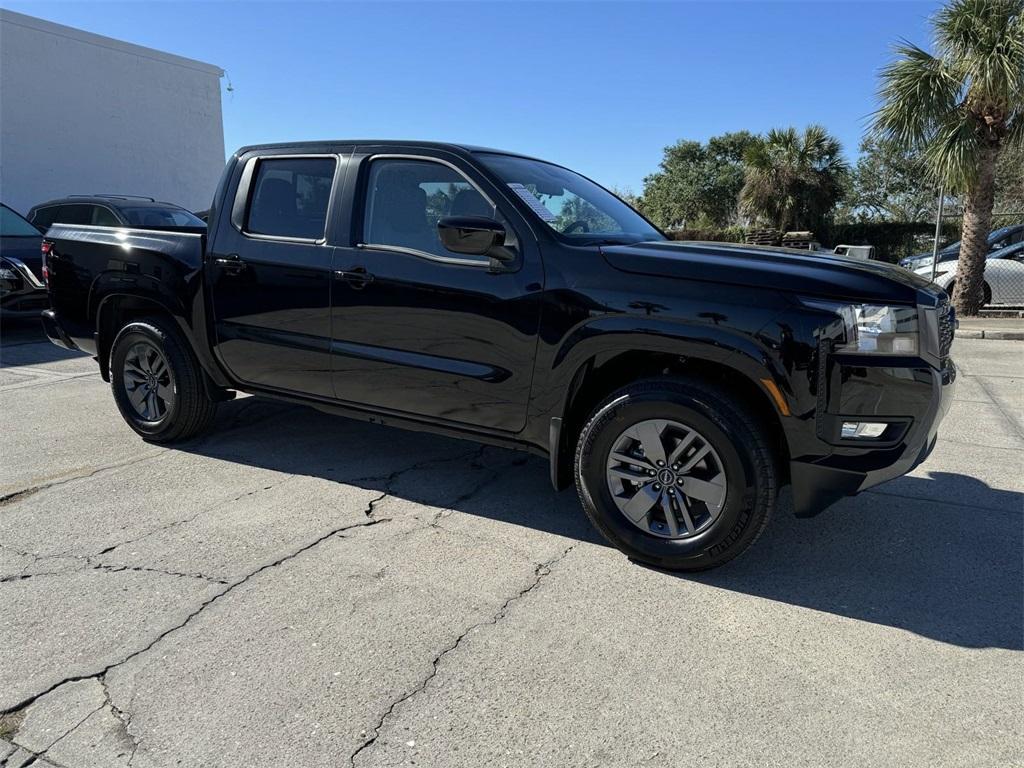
[602,240,935,305]
[0,234,43,280]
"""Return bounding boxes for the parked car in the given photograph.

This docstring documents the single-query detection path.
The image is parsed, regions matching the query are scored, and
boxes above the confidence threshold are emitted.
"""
[0,203,47,317]
[900,224,1024,269]
[40,140,956,572]
[833,244,876,260]
[915,240,1024,305]
[27,195,206,232]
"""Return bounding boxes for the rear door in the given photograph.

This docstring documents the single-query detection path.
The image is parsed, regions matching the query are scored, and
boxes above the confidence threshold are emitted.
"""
[207,150,347,398]
[328,148,544,433]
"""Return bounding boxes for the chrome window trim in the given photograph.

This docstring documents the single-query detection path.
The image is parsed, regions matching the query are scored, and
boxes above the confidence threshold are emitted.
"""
[355,242,489,269]
[239,153,341,245]
[361,153,498,267]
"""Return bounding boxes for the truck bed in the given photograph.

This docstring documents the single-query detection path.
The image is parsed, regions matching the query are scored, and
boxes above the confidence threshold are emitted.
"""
[43,223,207,356]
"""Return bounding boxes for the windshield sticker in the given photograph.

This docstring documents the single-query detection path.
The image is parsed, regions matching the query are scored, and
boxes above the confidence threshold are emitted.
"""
[507,183,557,222]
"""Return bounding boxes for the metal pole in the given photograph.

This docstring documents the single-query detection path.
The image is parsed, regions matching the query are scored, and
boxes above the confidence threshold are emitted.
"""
[930,186,945,283]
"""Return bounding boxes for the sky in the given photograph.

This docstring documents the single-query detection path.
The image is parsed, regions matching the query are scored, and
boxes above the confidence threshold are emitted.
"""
[3,0,945,192]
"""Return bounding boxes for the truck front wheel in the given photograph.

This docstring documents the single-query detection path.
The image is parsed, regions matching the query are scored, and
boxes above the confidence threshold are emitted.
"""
[574,379,777,572]
[110,317,217,443]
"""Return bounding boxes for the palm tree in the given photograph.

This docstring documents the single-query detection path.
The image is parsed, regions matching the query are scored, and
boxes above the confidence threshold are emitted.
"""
[872,0,1024,315]
[739,125,849,233]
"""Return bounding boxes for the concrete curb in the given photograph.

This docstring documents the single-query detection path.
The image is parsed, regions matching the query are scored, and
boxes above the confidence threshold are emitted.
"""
[956,329,1024,340]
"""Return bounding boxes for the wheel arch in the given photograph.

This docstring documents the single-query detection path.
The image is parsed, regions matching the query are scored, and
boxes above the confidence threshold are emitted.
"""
[547,327,792,491]
[95,293,231,395]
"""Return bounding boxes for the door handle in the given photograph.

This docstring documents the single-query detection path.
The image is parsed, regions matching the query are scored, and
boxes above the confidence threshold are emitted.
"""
[213,254,247,273]
[334,267,374,288]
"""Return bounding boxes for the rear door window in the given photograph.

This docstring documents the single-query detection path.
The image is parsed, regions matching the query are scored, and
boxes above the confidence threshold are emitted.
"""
[246,157,336,240]
[55,205,94,225]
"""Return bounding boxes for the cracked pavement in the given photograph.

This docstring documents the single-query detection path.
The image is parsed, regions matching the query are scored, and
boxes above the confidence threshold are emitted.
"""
[1,322,1021,767]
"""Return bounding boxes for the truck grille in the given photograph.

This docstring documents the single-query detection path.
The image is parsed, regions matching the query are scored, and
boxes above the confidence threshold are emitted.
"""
[938,296,955,359]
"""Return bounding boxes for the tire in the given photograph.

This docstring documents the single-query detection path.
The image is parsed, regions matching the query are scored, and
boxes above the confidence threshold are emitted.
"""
[574,378,777,572]
[948,280,991,306]
[110,317,217,443]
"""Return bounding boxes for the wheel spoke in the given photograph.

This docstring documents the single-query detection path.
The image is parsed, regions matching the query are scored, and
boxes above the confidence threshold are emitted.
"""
[156,382,174,403]
[679,445,711,473]
[679,497,697,534]
[610,451,653,470]
[680,476,726,508]
[608,465,651,482]
[666,431,697,467]
[147,390,161,419]
[124,359,147,377]
[150,357,167,378]
[659,494,680,537]
[632,420,667,465]
[127,385,147,411]
[620,484,661,523]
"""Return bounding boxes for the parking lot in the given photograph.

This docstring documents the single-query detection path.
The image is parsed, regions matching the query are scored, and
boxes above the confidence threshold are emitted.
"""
[1,320,1021,768]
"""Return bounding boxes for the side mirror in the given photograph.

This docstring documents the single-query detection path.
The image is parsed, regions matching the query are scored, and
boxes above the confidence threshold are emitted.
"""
[437,216,507,258]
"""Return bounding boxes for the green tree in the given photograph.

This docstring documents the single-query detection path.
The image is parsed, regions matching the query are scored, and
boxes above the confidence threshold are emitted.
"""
[640,131,756,228]
[739,125,849,232]
[872,0,1024,315]
[848,135,936,221]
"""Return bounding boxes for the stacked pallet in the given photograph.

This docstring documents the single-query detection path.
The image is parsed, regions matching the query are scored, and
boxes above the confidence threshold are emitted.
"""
[781,231,816,250]
[745,228,781,246]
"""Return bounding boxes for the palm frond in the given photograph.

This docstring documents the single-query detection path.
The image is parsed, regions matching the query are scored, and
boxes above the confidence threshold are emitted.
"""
[936,0,1024,110]
[873,42,962,147]
[924,110,984,189]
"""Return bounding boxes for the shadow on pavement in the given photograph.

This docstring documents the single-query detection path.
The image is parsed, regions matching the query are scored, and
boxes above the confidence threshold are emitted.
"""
[180,396,1022,652]
[0,317,88,368]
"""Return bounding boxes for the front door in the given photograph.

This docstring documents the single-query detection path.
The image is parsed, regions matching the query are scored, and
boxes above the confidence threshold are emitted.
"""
[208,154,341,398]
[329,151,543,433]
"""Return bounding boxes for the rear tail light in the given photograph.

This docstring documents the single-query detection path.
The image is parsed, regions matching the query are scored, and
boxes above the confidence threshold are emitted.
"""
[41,241,52,284]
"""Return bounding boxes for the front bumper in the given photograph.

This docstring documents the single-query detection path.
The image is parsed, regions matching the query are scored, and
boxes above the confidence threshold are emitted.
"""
[789,357,957,516]
[0,257,49,317]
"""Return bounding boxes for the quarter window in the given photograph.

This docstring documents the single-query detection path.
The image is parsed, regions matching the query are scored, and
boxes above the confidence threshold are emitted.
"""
[92,207,120,226]
[363,158,498,260]
[246,157,336,240]
[29,206,60,230]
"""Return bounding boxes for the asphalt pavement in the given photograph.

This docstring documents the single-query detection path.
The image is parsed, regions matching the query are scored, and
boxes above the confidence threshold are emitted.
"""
[1,318,1021,768]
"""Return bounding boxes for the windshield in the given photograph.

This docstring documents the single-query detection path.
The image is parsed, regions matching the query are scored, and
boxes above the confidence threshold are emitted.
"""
[0,205,41,236]
[121,206,205,228]
[477,153,663,245]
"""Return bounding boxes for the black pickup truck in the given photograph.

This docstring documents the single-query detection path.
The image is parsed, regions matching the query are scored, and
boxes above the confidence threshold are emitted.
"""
[40,141,956,571]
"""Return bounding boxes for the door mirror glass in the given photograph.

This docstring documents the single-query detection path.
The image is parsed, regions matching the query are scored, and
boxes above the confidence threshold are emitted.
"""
[437,216,505,257]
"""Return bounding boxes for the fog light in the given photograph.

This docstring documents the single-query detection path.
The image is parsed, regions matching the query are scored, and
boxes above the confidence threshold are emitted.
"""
[842,421,887,439]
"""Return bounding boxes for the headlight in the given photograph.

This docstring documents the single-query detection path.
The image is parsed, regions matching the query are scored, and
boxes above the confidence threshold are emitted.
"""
[835,304,919,355]
[0,258,19,281]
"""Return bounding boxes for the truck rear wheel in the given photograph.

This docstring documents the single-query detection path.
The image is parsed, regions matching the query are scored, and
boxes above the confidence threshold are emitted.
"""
[110,317,217,443]
[574,379,777,572]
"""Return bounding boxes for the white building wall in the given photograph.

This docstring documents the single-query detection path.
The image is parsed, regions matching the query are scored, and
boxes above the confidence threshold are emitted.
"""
[0,9,224,215]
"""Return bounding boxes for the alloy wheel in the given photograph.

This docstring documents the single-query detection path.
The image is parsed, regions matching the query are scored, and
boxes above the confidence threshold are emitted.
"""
[605,418,727,539]
[123,341,174,422]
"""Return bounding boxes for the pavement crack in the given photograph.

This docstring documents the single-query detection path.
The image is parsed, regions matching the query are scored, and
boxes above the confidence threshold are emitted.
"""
[0,515,390,718]
[90,475,298,559]
[0,697,97,768]
[348,543,576,767]
[89,563,228,585]
[0,452,167,511]
[99,676,139,767]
